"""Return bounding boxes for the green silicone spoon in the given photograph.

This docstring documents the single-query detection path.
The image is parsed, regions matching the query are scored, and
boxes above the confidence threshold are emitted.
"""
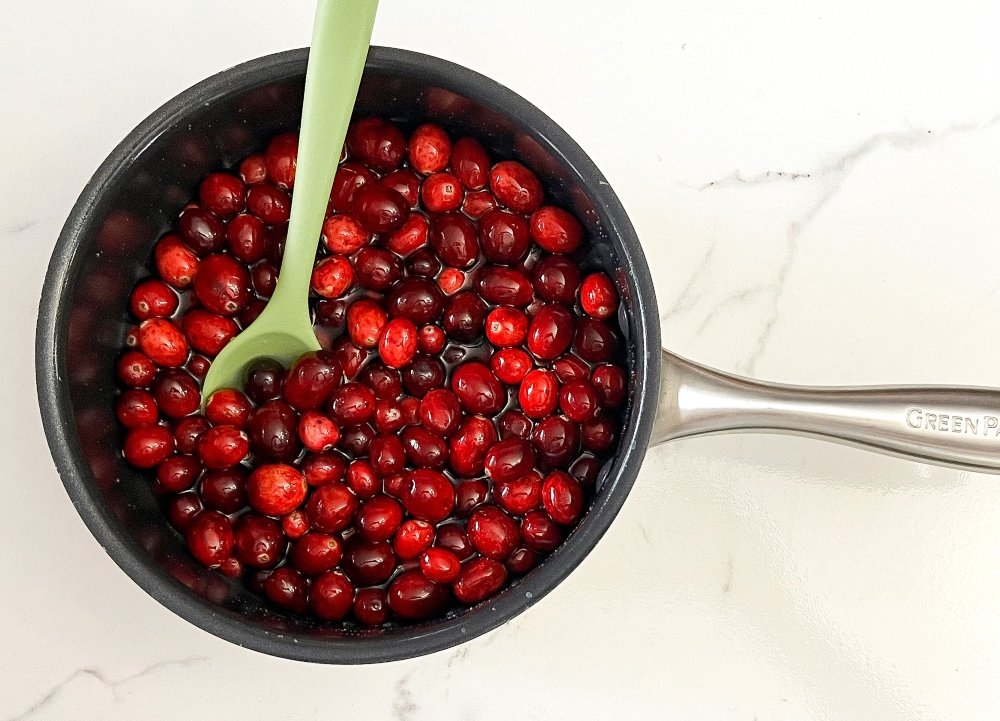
[201,0,378,402]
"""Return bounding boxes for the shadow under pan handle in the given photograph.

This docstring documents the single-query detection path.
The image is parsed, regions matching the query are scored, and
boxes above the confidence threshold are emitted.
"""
[651,349,1000,474]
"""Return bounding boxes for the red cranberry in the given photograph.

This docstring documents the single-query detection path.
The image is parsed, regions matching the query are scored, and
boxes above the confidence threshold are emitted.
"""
[352,184,411,234]
[489,160,543,214]
[532,255,582,305]
[199,172,245,217]
[418,389,462,438]
[174,416,211,455]
[520,510,563,552]
[467,505,519,560]
[399,396,421,425]
[355,246,403,291]
[347,299,388,349]
[369,434,407,476]
[358,362,403,400]
[329,382,376,424]
[497,409,533,440]
[282,510,310,539]
[164,492,202,530]
[310,571,355,621]
[265,223,287,264]
[393,519,434,560]
[542,470,584,525]
[418,324,446,354]
[225,215,267,266]
[346,117,406,172]
[559,379,601,422]
[302,451,347,486]
[155,454,200,492]
[115,389,158,428]
[205,389,252,428]
[529,206,583,254]
[402,355,446,398]
[419,547,461,584]
[194,254,249,316]
[196,425,249,469]
[129,279,178,321]
[346,459,380,499]
[591,364,627,408]
[264,566,308,614]
[357,494,404,542]
[485,307,529,347]
[406,247,443,278]
[264,132,298,189]
[574,318,617,362]
[340,423,375,457]
[311,255,354,298]
[553,354,590,382]
[178,206,225,255]
[580,272,619,319]
[331,337,368,378]
[306,482,358,532]
[489,348,530,386]
[290,533,343,575]
[138,318,188,367]
[246,183,291,224]
[429,213,479,269]
[343,540,396,585]
[442,291,488,342]
[387,214,429,256]
[316,298,349,328]
[185,511,234,567]
[435,524,472,561]
[451,136,491,189]
[181,311,238,358]
[451,362,505,415]
[387,277,444,324]
[437,268,465,296]
[453,557,508,605]
[387,570,449,621]
[519,369,559,419]
[484,438,537,482]
[401,426,448,469]
[382,168,421,206]
[462,189,496,218]
[154,234,199,289]
[234,514,286,568]
[244,358,285,404]
[187,355,210,379]
[569,454,601,487]
[247,463,307,516]
[283,352,342,411]
[152,369,201,418]
[455,479,489,517]
[239,153,267,185]
[354,588,389,626]
[330,161,376,212]
[449,415,498,477]
[250,261,278,297]
[527,304,575,360]
[476,265,534,306]
[506,547,538,574]
[200,468,248,513]
[403,469,455,522]
[581,416,615,452]
[479,209,530,264]
[247,399,300,462]
[321,214,371,254]
[117,351,157,387]
[495,471,543,515]
[408,123,451,174]
[532,415,580,469]
[297,410,341,452]
[378,317,418,369]
[421,172,464,214]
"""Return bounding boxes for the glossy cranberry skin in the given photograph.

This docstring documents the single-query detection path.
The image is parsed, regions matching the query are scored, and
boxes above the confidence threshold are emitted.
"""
[442,291,488,342]
[246,183,291,225]
[178,207,225,255]
[373,398,404,431]
[406,248,442,278]
[194,254,249,316]
[282,510,310,540]
[173,416,210,455]
[451,136,490,189]
[559,379,601,422]
[283,352,342,411]
[117,351,157,387]
[302,451,347,486]
[408,123,451,174]
[152,369,201,418]
[591,364,627,408]
[330,161,376,212]
[378,317,418,369]
[310,571,355,621]
[185,511,234,567]
[429,213,479,269]
[290,533,343,575]
[520,510,563,552]
[239,153,267,185]
[467,506,519,560]
[264,132,298,189]
[164,492,202,531]
[437,268,465,296]
[250,261,278,297]
[532,255,582,305]
[205,389,252,428]
[115,389,158,428]
[387,214,429,256]
[403,469,455,522]
[382,168,422,206]
[552,354,589,382]
[354,588,389,626]
[419,389,462,438]
[343,540,396,585]
[479,209,530,264]
[489,349,530,386]
[462,189,497,219]
[386,277,444,324]
[234,515,286,569]
[347,117,406,172]
[489,160,543,214]
[358,362,403,400]
[352,184,411,234]
[485,307,529,347]
[574,318,617,362]
[497,410,533,441]
[306,482,358,532]
[519,369,559,419]
[495,471,543,515]
[542,470,585,525]
[403,355,446,398]
[419,547,461,584]
[506,547,538,574]
[196,425,249,469]
[421,172,464,214]
[297,410,341,453]
[387,570,449,621]
[455,479,489,517]
[315,298,349,329]
[355,495,403,543]
[247,400,300,462]
[402,426,448,469]
[347,299,389,348]
[311,255,354,298]
[129,278,178,321]
[453,557,508,605]
[153,455,198,494]
[247,463,307,516]
[394,519,435,560]
[264,566,308,613]
[355,246,403,291]
[483,438,537,483]
[529,205,583,254]
[340,423,375,457]
[581,416,615,452]
[244,358,285,404]
[322,214,371,254]
[138,318,188,367]
[580,272,619,319]
[449,415,497,477]
[346,459,380,499]
[328,382,376,424]
[200,468,247,512]
[154,234,199,289]
[451,362,505,415]
[368,434,407,476]
[527,304,575,361]
[532,415,580,469]
[199,172,245,217]
[476,266,534,307]
[569,454,601,487]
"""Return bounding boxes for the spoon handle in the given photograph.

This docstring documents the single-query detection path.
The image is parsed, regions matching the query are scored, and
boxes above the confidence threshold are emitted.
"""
[652,349,1000,473]
[269,0,379,309]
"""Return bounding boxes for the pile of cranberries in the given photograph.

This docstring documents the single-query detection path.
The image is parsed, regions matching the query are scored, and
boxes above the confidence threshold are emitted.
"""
[115,117,628,625]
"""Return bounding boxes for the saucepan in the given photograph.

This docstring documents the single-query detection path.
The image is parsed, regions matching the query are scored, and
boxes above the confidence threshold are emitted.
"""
[35,47,1000,664]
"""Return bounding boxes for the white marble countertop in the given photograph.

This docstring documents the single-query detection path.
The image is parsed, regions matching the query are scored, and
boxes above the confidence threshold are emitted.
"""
[5,1,1000,718]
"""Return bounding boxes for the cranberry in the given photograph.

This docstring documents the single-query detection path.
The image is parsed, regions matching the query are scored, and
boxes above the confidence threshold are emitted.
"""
[152,369,201,418]
[442,291,488,342]
[532,255,582,305]
[282,510,310,539]
[180,311,237,357]
[436,523,474,561]
[497,409,534,440]
[164,492,202,530]
[408,123,451,174]
[352,184,410,234]
[346,117,406,172]
[429,213,479,269]
[402,355,446,398]
[283,352,342,411]
[387,570,449,621]
[340,423,375,457]
[264,566,308,614]
[453,557,508,605]
[393,519,434,560]
[378,317,418,369]
[264,132,298,189]
[343,540,396,585]
[406,247,442,278]
[316,298,349,328]
[328,382,376,424]
[581,416,615,452]
[369,434,407,475]
[462,189,497,219]
[495,471,543,515]
[451,136,490,190]
[484,438,537,482]
[353,588,390,626]
[403,469,455,522]
[437,268,466,296]
[449,415,498,477]
[573,318,617,362]
[529,206,583,254]
[321,214,371,255]
[519,369,559,419]
[580,272,619,319]
[451,362,505,415]
[174,416,211,455]
[330,161,376,212]
[250,261,278,297]
[310,571,355,621]
[178,206,225,255]
[455,479,489,517]
[185,511,234,567]
[297,410,340,452]
[154,234,199,289]
[347,299,388,349]
[382,168,421,206]
[117,351,157,387]
[418,324,446,354]
[198,172,245,217]
[187,355,211,379]
[402,426,448,469]
[129,278,178,321]
[306,482,358,532]
[115,389,158,428]
[205,389,252,428]
[358,362,403,400]
[200,468,248,512]
[418,389,462,438]
[155,454,200,493]
[489,161,543,214]
[421,172,464,214]
[542,470,584,525]
[399,396,421,425]
[591,364,627,408]
[239,153,267,185]
[265,223,287,264]
[387,214,429,256]
[346,459,380,499]
[244,358,285,404]
[331,338,368,379]
[355,246,403,291]
[520,510,563,551]
[485,307,529,347]
[223,215,266,266]
[302,451,347,486]
[532,415,580,469]
[246,184,291,225]
[194,254,249,316]
[419,547,461,584]
[357,494,404,542]
[247,400,300,462]
[559,379,601,422]
[553,354,590,382]
[569,454,601,487]
[138,318,188,367]
[311,255,354,298]
[476,266,534,306]
[290,533,343,575]
[247,463,307,516]
[196,425,249,469]
[233,514,285,568]
[506,547,538,574]
[479,209,530,264]
[527,304,575,360]
[387,277,444,324]
[467,505,519,560]
[486,349,528,386]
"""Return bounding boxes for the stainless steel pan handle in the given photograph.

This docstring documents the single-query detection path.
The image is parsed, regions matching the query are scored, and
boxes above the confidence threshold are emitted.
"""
[652,349,1000,473]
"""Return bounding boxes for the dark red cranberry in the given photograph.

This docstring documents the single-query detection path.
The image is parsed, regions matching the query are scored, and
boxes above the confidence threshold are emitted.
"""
[387,570,449,621]
[246,183,291,225]
[527,304,575,360]
[316,298,349,328]
[453,557,508,605]
[497,410,533,440]
[178,206,225,255]
[420,547,461,584]
[115,389,158,428]
[352,184,411,234]
[506,547,538,574]
[542,470,585,525]
[387,214,429,256]
[282,510,310,540]
[529,206,583,254]
[462,189,497,219]
[490,348,532,385]
[264,566,308,613]
[247,463,307,516]
[455,479,489,517]
[573,318,617,362]
[328,382,376,424]
[357,494,404,542]
[532,255,582,305]
[552,354,590,382]
[205,389,252,428]
[405,247,442,278]
[403,469,455,522]
[152,369,201,418]
[194,254,249,316]
[368,434,407,476]
[138,318,188,367]
[117,351,157,387]
[225,214,267,265]
[297,410,341,452]
[559,379,601,422]
[310,571,355,621]
[532,415,580,469]
[347,299,388,349]
[451,362,505,415]
[283,352,342,411]
[429,213,479,269]
[408,123,451,174]
[331,338,368,379]
[187,355,210,379]
[358,362,403,400]
[265,223,287,264]
[196,425,249,470]
[233,514,285,568]
[346,459,380,499]
[353,587,389,626]
[339,423,375,457]
[311,255,354,298]
[290,533,343,575]
[305,482,358,532]
[199,172,245,217]
[330,161,376,212]
[322,214,371,255]
[591,364,627,408]
[581,416,615,452]
[569,454,601,487]
[264,132,298,189]
[476,266,534,306]
[449,415,498,477]
[382,168,421,206]
[354,246,403,291]
[247,400,300,462]
[346,117,406,172]
[154,234,199,289]
[495,471,543,515]
[485,306,529,347]
[401,426,448,469]
[520,510,563,551]
[489,161,543,214]
[386,277,444,324]
[155,455,201,493]
[393,519,435,560]
[479,209,530,264]
[129,278,178,320]
[343,540,396,585]
[164,492,203,530]
[244,358,285,404]
[451,136,490,190]
[302,451,348,486]
[421,172,464,214]
[467,505,519,560]
[185,511,234,568]
[418,389,462,438]
[181,310,238,357]
[580,272,619,319]
[174,416,211,455]
[440,291,487,343]
[200,468,248,513]
[239,153,267,185]
[519,369,559,419]
[403,355,446,398]
[483,438,537,482]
